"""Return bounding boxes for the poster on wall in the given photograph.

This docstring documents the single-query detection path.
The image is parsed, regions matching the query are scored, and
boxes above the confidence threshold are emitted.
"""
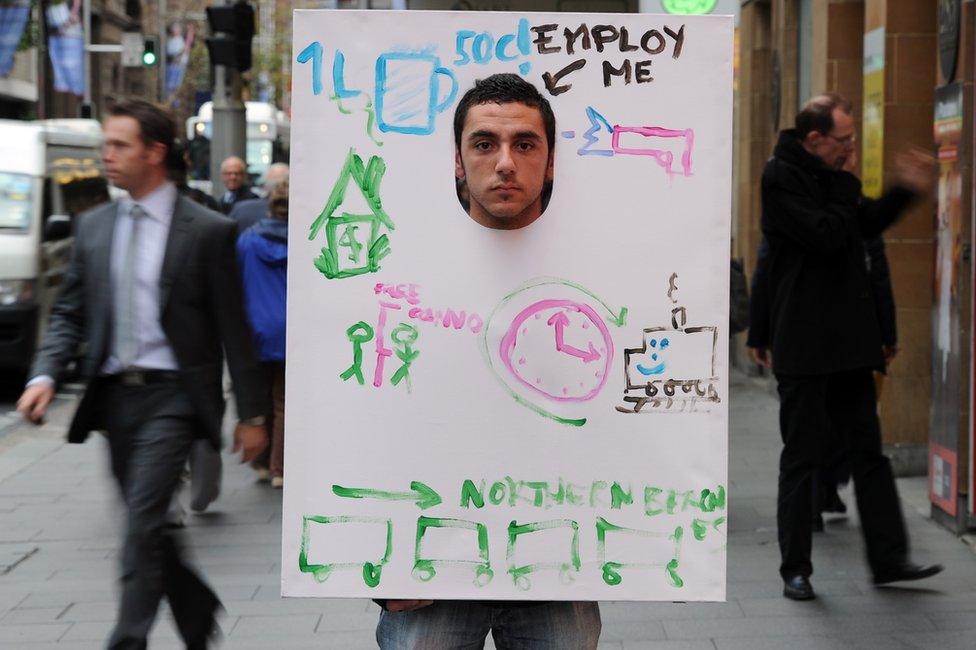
[931,81,963,517]
[283,10,733,601]
[862,27,885,198]
[165,20,197,101]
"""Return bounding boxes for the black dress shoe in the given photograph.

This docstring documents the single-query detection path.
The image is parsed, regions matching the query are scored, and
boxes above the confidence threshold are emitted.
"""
[783,575,815,600]
[873,562,944,585]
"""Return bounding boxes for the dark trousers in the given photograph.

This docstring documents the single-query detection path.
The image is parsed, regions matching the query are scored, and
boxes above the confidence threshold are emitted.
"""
[268,362,285,478]
[812,423,850,515]
[250,361,285,477]
[103,380,220,650]
[775,368,908,579]
[376,601,601,649]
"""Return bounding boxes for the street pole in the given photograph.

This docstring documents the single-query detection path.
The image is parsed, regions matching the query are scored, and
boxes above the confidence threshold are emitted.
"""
[158,0,167,102]
[208,0,246,198]
[37,0,48,119]
[82,0,92,117]
[80,0,123,119]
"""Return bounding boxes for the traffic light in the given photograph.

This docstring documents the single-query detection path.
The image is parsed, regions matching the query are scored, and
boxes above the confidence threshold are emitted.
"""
[142,37,158,66]
[205,2,255,72]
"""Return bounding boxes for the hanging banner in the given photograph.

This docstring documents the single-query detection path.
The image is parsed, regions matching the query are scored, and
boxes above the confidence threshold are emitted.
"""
[0,0,30,77]
[165,20,196,100]
[45,0,84,96]
[283,10,733,601]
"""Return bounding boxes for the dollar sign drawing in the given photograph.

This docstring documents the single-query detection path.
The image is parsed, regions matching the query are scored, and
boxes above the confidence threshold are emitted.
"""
[667,273,679,304]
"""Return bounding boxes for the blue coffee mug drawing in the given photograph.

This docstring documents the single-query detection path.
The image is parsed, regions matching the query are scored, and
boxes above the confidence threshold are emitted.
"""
[375,52,459,136]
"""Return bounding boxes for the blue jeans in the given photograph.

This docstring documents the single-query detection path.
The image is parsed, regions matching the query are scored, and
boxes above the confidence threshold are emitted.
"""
[376,601,601,649]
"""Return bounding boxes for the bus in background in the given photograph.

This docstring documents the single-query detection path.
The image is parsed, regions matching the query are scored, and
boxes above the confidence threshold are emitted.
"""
[185,101,290,194]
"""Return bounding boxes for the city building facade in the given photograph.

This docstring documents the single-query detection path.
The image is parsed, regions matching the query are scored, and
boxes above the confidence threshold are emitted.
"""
[734,0,976,533]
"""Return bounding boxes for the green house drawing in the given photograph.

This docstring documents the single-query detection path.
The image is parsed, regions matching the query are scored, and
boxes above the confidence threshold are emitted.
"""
[309,148,395,279]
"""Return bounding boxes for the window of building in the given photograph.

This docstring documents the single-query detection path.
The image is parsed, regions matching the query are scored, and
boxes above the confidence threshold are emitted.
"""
[796,0,813,110]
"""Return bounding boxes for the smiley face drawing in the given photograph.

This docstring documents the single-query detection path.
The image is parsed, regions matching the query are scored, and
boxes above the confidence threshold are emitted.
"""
[482,278,628,426]
[619,326,721,413]
[635,336,670,376]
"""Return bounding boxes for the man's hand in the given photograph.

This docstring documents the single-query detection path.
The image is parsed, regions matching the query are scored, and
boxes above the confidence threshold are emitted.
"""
[384,600,433,613]
[16,383,55,425]
[893,148,935,195]
[883,345,899,366]
[749,346,772,369]
[232,422,269,463]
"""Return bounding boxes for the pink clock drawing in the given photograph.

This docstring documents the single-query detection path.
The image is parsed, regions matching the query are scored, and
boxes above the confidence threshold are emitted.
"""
[499,299,614,403]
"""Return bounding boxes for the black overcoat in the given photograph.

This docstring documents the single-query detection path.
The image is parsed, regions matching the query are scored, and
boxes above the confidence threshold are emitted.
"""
[756,130,914,376]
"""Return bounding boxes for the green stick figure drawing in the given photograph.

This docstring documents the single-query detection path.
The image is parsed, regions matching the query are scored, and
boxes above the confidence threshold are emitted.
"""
[309,148,395,280]
[390,323,420,392]
[340,321,374,385]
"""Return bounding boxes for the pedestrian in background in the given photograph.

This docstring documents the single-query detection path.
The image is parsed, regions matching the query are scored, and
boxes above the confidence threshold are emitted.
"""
[230,162,289,234]
[749,231,898,531]
[218,155,258,214]
[237,179,289,488]
[756,93,940,601]
[230,162,290,483]
[169,139,221,212]
[164,141,226,527]
[16,98,269,648]
[814,235,899,528]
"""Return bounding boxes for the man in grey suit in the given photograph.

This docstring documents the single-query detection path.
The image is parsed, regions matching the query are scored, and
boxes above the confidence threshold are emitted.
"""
[17,99,269,649]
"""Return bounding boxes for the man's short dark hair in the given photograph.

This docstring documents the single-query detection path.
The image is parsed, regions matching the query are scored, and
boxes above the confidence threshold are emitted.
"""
[453,73,555,153]
[795,93,853,139]
[107,98,179,168]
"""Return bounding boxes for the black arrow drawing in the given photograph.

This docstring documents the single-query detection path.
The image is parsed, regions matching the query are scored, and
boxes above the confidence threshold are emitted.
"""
[542,59,587,97]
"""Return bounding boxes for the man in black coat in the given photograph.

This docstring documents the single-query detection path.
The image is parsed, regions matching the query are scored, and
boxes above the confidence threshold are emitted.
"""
[750,234,898,529]
[755,93,940,601]
[217,155,259,214]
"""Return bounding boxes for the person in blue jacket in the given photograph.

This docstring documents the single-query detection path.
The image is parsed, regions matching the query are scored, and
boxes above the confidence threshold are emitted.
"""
[237,179,289,487]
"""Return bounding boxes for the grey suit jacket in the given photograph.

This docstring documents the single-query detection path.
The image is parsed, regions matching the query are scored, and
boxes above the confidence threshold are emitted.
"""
[30,195,268,448]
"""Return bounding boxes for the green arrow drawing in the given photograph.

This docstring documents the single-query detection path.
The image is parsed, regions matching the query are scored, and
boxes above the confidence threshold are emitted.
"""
[332,481,442,510]
[497,277,628,327]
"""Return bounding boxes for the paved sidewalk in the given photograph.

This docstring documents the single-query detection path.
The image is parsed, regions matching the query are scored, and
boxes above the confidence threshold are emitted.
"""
[2,374,976,649]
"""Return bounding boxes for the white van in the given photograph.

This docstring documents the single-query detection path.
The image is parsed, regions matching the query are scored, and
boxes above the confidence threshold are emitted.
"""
[0,119,108,375]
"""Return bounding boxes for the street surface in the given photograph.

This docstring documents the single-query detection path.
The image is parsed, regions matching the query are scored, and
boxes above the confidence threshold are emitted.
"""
[0,374,25,440]
[1,373,975,649]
